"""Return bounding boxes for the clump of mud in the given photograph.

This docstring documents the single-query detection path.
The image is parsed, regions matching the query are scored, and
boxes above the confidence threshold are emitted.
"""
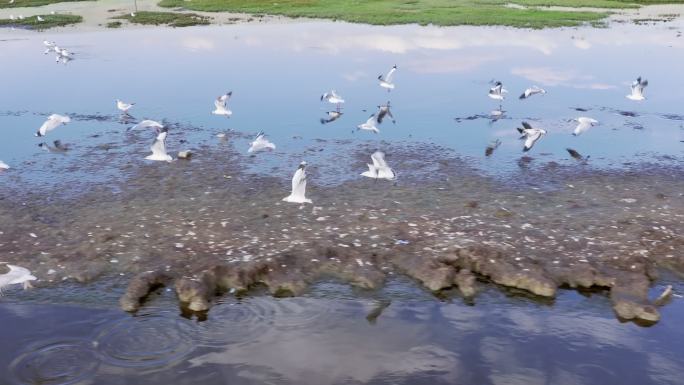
[0,123,682,325]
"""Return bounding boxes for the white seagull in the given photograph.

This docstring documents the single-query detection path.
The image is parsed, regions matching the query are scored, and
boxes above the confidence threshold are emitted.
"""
[116,99,135,113]
[43,40,56,54]
[212,92,232,117]
[129,119,163,132]
[0,161,9,170]
[321,90,345,111]
[283,161,312,204]
[145,127,172,162]
[357,114,380,134]
[378,65,397,91]
[248,132,276,153]
[573,117,599,136]
[488,81,508,102]
[361,151,396,180]
[626,76,648,101]
[55,48,72,64]
[36,15,44,22]
[35,114,70,137]
[519,86,546,100]
[517,121,547,152]
[0,264,37,294]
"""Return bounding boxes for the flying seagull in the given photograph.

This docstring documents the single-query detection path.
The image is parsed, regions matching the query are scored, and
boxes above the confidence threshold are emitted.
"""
[360,151,396,180]
[0,264,37,294]
[519,86,546,100]
[573,117,599,136]
[35,114,70,137]
[357,114,380,134]
[146,127,172,162]
[321,90,345,111]
[212,92,232,117]
[378,65,397,91]
[320,111,343,124]
[488,81,507,101]
[626,76,648,101]
[485,139,501,157]
[566,148,589,162]
[283,161,312,204]
[0,161,9,170]
[129,119,163,132]
[248,132,276,153]
[116,99,135,114]
[517,121,547,152]
[377,101,395,124]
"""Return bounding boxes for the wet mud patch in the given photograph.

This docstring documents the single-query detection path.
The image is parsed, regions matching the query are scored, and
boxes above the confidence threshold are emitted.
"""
[0,117,683,325]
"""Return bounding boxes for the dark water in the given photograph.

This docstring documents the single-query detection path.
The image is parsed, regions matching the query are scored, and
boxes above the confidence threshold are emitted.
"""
[2,278,684,385]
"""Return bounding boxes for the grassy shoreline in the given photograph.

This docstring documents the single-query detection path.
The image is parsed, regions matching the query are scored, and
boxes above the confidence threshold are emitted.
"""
[156,0,684,28]
[1,0,683,29]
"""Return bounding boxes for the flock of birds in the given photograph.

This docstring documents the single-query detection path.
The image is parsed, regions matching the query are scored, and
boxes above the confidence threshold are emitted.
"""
[0,40,651,292]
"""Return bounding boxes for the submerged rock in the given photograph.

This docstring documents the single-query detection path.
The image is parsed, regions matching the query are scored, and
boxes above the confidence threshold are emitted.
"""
[119,270,170,312]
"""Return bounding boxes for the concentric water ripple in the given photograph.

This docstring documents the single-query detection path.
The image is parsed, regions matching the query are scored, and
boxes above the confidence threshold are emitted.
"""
[9,339,99,385]
[194,297,277,347]
[94,314,195,368]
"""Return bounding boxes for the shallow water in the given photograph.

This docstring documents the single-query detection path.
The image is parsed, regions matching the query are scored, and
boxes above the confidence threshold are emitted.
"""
[0,20,683,189]
[1,15,684,385]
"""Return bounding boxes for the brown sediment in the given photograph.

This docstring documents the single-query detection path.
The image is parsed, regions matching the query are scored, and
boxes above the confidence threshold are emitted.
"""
[1,135,682,325]
[119,270,170,312]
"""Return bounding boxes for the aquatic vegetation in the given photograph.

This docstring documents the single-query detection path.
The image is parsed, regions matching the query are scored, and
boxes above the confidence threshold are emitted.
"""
[113,11,210,27]
[0,14,82,30]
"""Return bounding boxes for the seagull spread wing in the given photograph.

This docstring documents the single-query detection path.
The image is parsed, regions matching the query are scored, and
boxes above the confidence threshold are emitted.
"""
[385,66,397,83]
[146,130,171,161]
[370,151,388,169]
[37,114,70,136]
[523,130,543,152]
[218,92,232,104]
[284,164,311,203]
[131,120,163,131]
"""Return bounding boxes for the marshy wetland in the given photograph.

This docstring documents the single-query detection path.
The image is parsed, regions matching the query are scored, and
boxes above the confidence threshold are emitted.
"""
[1,3,684,385]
